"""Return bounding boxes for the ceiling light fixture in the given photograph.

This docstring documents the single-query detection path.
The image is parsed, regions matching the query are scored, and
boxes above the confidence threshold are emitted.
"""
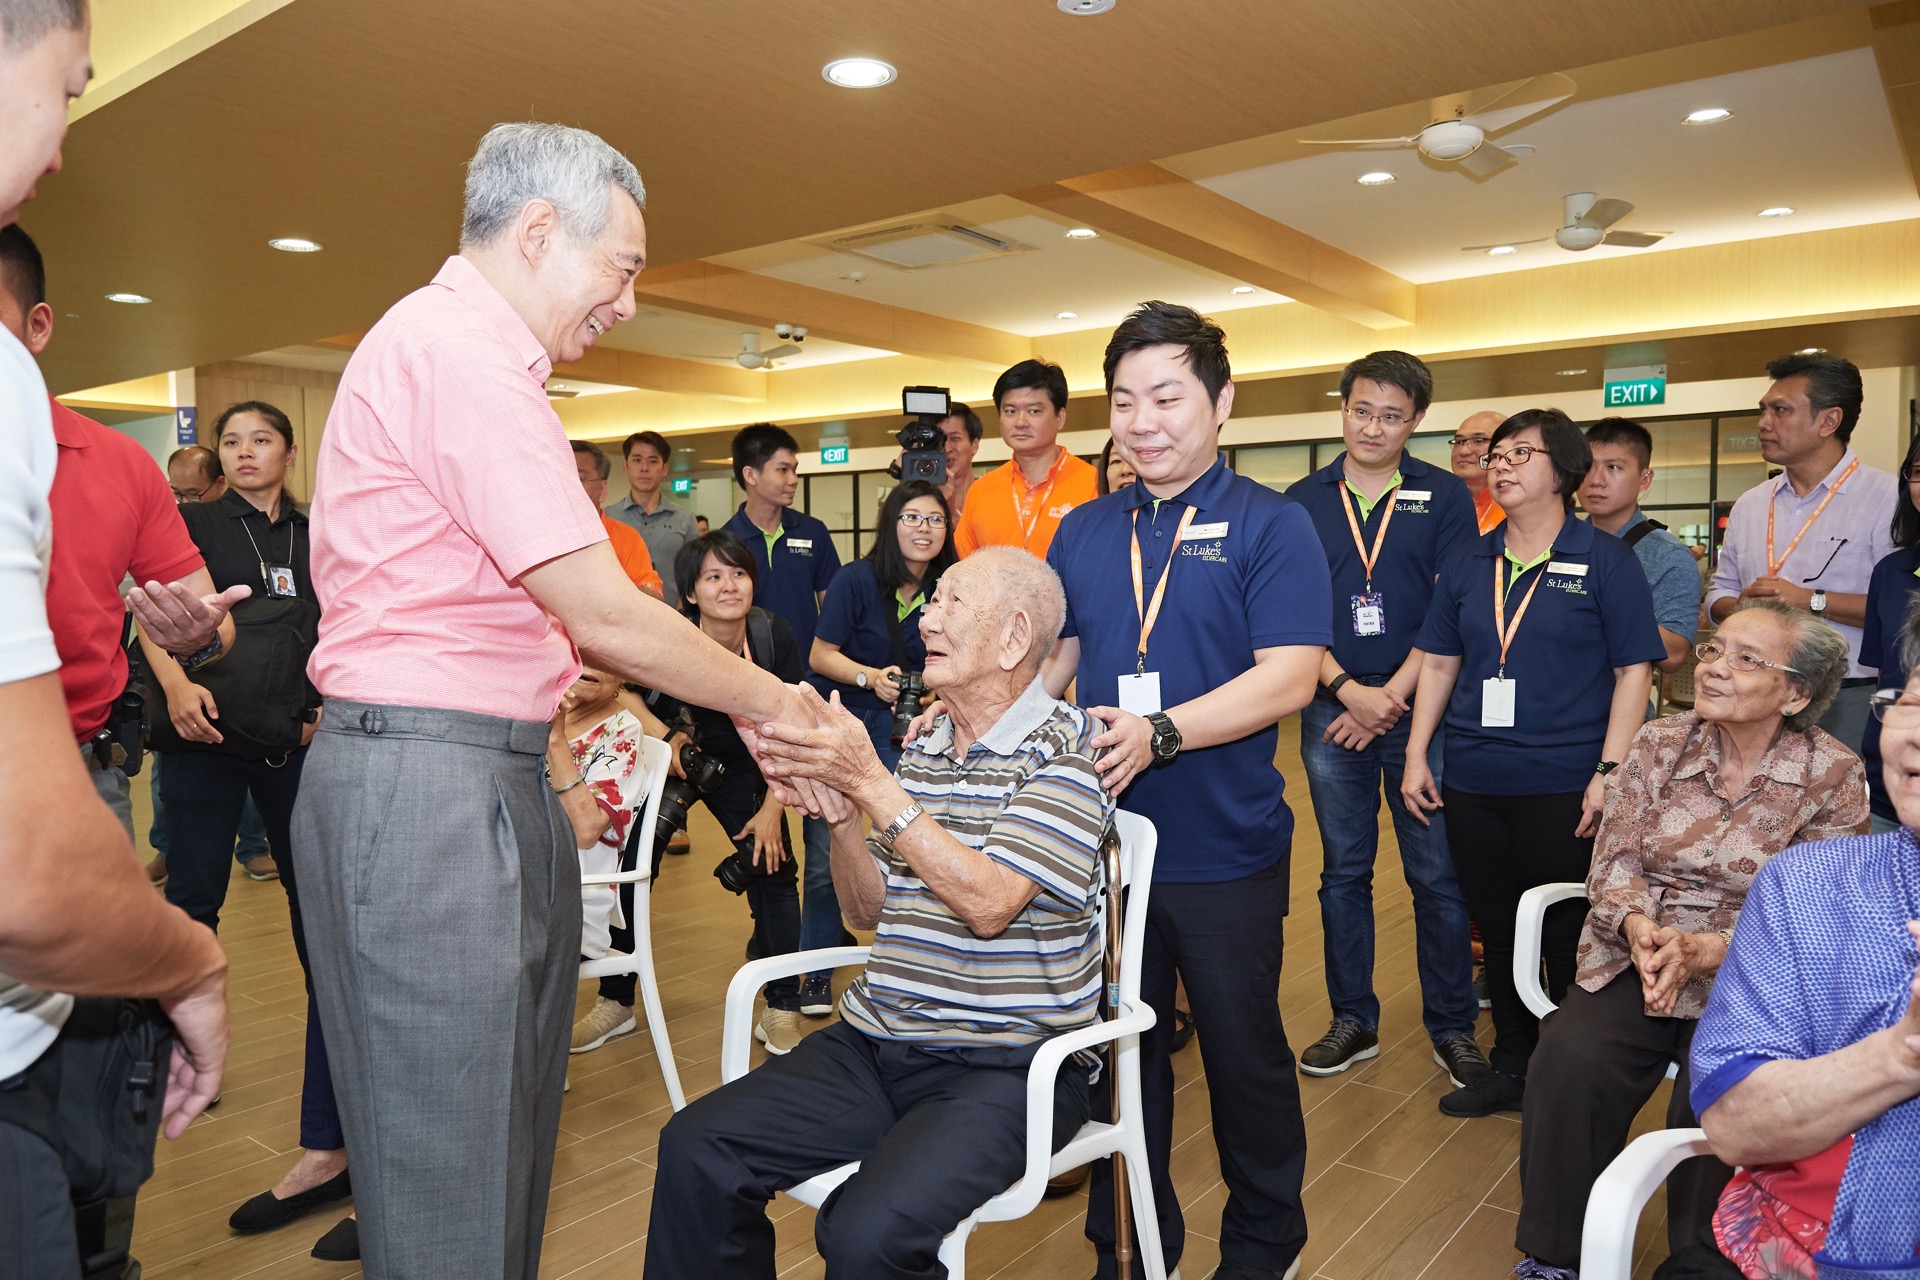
[1064,227,1099,240]
[268,237,323,253]
[1056,0,1116,12]
[1556,368,1589,376]
[1230,285,1256,295]
[822,58,896,89]
[1486,245,1518,256]
[1056,311,1079,320]
[105,292,151,305]
[1325,390,1342,397]
[1683,107,1734,125]
[1355,171,1396,186]
[1758,206,1795,218]
[1796,347,1826,355]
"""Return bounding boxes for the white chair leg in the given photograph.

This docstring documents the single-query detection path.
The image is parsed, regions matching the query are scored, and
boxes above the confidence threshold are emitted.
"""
[937,1215,975,1278]
[1120,1136,1168,1280]
[629,880,686,1111]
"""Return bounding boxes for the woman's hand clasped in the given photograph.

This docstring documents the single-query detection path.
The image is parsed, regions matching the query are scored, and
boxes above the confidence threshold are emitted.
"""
[168,683,224,745]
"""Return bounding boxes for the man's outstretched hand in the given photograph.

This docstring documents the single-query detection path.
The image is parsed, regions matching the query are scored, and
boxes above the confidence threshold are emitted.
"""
[755,685,887,805]
[129,579,251,654]
[734,684,854,822]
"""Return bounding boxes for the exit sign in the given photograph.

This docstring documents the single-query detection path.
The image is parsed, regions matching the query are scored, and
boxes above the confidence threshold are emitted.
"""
[820,443,850,466]
[670,477,692,495]
[1603,364,1667,408]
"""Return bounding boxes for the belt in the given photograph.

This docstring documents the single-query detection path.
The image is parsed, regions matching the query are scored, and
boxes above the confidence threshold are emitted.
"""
[316,699,550,755]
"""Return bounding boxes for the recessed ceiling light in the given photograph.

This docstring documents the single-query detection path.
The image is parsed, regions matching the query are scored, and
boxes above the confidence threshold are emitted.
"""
[105,292,151,305]
[1057,0,1116,12]
[1486,245,1518,256]
[1230,285,1257,295]
[268,236,323,253]
[1683,108,1734,125]
[551,382,570,391]
[1325,390,1342,397]
[1056,311,1078,320]
[1064,227,1099,240]
[1356,171,1396,186]
[822,58,896,89]
[1796,347,1826,355]
[1758,206,1795,218]
[1556,368,1589,376]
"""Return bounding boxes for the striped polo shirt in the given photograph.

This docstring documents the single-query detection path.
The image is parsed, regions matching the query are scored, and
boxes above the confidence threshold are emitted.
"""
[841,676,1114,1049]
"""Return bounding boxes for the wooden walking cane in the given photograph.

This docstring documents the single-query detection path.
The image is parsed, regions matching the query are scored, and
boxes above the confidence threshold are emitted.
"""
[1103,827,1136,1280]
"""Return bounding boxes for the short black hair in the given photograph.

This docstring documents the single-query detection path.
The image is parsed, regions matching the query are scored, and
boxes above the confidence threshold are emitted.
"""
[944,403,983,443]
[1585,417,1653,471]
[168,444,221,482]
[623,430,670,463]
[0,223,46,311]
[1489,408,1589,508]
[731,422,798,487]
[868,479,957,598]
[1340,350,1432,415]
[1895,432,1920,549]
[673,529,757,617]
[1097,437,1120,496]
[1766,352,1863,444]
[214,400,294,452]
[0,0,86,49]
[570,439,610,481]
[1103,300,1231,407]
[992,359,1069,414]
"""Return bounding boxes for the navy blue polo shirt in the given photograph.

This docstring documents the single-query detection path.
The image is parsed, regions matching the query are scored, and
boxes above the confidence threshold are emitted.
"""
[722,505,842,663]
[1417,510,1664,795]
[1858,544,1920,823]
[814,558,928,714]
[1048,455,1333,883]
[1286,451,1475,679]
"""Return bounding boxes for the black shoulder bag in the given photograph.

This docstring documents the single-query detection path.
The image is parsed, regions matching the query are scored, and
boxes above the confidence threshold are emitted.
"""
[1620,517,1668,549]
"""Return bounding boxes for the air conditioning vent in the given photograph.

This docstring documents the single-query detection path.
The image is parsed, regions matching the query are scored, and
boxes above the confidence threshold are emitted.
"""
[826,222,1029,270]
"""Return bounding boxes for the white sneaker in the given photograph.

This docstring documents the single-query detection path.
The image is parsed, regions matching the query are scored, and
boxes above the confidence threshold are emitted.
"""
[754,1008,806,1056]
[570,997,636,1054]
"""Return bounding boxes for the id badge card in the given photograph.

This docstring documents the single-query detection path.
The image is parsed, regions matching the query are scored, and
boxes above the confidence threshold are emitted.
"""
[1350,591,1385,637]
[1481,677,1516,728]
[264,564,299,599]
[1116,671,1162,716]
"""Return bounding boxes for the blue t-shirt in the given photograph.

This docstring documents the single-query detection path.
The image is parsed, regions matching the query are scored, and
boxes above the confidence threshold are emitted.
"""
[814,558,929,714]
[722,505,842,664]
[1858,544,1920,824]
[1608,510,1704,645]
[1048,456,1333,883]
[1286,451,1475,679]
[1417,511,1665,795]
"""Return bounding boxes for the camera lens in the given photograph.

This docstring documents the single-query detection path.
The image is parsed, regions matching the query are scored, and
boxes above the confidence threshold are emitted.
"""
[712,833,765,895]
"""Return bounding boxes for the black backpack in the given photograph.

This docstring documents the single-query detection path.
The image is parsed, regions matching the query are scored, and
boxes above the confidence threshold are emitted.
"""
[143,593,319,759]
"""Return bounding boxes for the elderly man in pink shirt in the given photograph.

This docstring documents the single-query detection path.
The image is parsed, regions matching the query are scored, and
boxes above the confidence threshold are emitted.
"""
[291,123,826,1279]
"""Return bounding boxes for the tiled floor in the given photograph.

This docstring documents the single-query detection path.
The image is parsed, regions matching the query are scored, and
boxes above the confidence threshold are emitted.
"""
[127,721,1679,1278]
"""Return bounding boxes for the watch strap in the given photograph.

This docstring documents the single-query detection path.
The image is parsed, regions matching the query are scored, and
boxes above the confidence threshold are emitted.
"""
[1595,760,1620,776]
[881,801,924,844]
[176,634,224,673]
[1326,672,1353,695]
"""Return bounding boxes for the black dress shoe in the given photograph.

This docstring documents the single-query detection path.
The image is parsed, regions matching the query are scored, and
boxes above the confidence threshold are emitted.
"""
[228,1168,352,1234]
[312,1216,359,1262]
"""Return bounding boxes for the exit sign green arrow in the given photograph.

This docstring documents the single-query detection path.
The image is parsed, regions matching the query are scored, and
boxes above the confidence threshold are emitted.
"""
[1603,363,1666,408]
[820,444,850,465]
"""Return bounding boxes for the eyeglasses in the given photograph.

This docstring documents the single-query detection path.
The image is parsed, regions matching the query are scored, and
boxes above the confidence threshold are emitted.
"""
[171,485,212,504]
[1343,405,1411,430]
[1870,690,1920,723]
[1449,434,1491,449]
[897,512,947,530]
[1901,465,1920,482]
[1479,445,1539,470]
[1693,640,1801,676]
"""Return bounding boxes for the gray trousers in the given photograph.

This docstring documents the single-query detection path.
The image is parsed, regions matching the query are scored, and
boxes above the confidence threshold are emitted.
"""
[292,701,580,1280]
[1820,680,1872,759]
[82,749,133,844]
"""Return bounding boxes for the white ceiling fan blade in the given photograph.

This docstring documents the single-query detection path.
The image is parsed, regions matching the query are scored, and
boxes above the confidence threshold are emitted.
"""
[1460,72,1577,135]
[1455,143,1522,178]
[1459,236,1550,252]
[1580,197,1635,231]
[681,352,740,362]
[1602,230,1667,248]
[1298,134,1420,148]
[760,343,802,362]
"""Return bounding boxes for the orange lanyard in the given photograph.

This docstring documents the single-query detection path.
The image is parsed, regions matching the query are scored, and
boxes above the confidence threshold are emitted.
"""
[1492,554,1546,678]
[1340,481,1399,591]
[1766,458,1857,577]
[1016,455,1063,548]
[1129,505,1198,674]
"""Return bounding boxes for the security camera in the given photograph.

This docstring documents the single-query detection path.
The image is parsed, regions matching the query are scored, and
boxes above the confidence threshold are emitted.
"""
[774,323,793,339]
[792,326,808,343]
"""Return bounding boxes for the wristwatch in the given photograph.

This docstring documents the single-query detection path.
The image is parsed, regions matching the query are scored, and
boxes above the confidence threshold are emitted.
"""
[1595,760,1620,776]
[854,668,870,689]
[1810,589,1828,616]
[880,801,924,845]
[1145,712,1182,762]
[1326,672,1353,696]
[175,634,223,674]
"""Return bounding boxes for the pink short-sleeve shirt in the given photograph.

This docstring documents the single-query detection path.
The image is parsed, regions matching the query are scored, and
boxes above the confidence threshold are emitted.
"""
[307,255,607,723]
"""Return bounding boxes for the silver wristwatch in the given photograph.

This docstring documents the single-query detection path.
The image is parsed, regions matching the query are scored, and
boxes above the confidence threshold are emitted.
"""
[855,668,870,689]
[880,801,923,845]
[1810,589,1827,616]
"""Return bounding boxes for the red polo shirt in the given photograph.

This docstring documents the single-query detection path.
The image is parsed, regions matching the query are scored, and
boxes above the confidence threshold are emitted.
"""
[45,401,202,741]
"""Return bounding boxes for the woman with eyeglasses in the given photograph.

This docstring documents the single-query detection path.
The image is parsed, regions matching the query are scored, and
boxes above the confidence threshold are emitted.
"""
[1402,408,1665,1119]
[1856,432,1920,834]
[1509,601,1864,1280]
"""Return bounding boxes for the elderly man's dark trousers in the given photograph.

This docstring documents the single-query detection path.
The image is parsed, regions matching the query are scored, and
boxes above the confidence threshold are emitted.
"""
[645,1019,1091,1280]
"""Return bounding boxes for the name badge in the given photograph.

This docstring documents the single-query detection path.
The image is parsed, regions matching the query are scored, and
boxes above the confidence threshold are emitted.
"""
[786,538,813,551]
[1351,591,1385,637]
[265,564,299,599]
[1546,561,1587,575]
[1184,521,1229,540]
[1116,671,1162,716]
[1481,677,1516,728]
[1396,490,1432,501]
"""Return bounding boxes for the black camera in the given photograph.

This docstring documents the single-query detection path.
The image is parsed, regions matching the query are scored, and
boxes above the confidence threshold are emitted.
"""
[887,386,952,487]
[653,741,725,854]
[890,670,930,748]
[712,832,771,895]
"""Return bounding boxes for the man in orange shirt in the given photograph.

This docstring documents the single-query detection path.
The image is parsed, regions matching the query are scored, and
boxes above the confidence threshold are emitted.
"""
[1452,409,1506,534]
[572,440,662,597]
[953,359,1097,558]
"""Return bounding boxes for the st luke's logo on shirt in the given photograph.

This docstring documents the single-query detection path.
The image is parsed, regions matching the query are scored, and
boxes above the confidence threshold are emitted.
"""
[1393,489,1432,515]
[1544,561,1589,595]
[1178,521,1231,564]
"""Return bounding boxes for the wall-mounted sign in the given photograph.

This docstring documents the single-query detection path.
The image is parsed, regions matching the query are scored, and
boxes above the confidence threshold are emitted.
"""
[820,443,850,466]
[174,407,197,445]
[670,477,692,495]
[1603,364,1667,408]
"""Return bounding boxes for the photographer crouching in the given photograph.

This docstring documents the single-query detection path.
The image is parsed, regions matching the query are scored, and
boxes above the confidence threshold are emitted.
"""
[645,548,1115,1279]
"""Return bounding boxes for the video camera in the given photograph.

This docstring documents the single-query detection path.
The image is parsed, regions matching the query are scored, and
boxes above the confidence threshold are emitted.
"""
[887,386,952,487]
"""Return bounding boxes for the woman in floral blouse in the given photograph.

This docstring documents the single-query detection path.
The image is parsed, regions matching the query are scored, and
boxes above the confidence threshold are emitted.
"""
[1510,600,1868,1280]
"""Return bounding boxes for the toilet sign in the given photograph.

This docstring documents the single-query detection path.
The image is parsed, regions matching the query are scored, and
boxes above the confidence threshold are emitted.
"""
[174,407,197,445]
[1603,364,1667,408]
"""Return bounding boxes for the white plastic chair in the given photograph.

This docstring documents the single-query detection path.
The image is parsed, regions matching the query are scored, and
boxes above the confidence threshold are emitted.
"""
[719,810,1167,1280]
[577,735,686,1110]
[1514,882,1678,1082]
[1579,1127,1715,1280]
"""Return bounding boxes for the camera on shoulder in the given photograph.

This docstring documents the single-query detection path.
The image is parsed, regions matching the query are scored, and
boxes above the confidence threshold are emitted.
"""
[888,386,951,487]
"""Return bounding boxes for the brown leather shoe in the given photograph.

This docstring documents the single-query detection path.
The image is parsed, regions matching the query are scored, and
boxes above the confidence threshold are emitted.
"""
[1044,1165,1090,1198]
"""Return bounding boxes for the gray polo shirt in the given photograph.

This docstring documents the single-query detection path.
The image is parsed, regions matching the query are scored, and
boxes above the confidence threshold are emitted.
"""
[605,494,701,577]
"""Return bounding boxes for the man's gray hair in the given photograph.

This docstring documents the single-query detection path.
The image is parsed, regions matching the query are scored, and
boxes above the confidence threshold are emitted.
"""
[460,123,646,248]
[1734,599,1849,732]
[0,0,85,47]
[968,547,1066,669]
[570,439,610,481]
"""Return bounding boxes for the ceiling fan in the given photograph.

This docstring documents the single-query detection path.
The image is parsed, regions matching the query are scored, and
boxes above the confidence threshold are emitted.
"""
[1300,72,1575,177]
[1463,192,1670,255]
[685,327,806,370]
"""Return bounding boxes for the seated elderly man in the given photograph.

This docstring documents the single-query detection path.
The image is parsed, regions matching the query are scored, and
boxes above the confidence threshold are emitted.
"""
[644,547,1115,1279]
[1688,606,1920,1280]
[1513,601,1867,1280]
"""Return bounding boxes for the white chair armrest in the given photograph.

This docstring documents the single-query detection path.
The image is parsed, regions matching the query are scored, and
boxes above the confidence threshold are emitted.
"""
[1514,882,1587,1020]
[1579,1127,1716,1280]
[580,868,653,887]
[720,947,871,1083]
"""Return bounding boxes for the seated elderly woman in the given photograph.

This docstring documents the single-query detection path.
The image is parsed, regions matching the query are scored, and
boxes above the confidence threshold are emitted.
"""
[1688,605,1920,1280]
[643,548,1116,1279]
[1512,600,1867,1280]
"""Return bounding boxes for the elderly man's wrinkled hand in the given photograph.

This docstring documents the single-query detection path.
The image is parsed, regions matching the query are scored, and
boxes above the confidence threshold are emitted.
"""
[129,579,251,654]
[755,686,885,800]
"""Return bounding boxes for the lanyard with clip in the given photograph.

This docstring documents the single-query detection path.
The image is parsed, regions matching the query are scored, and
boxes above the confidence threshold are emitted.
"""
[238,509,295,589]
[1129,505,1198,674]
[1341,479,1399,591]
[1016,453,1063,548]
[1491,552,1547,680]
[1765,457,1857,577]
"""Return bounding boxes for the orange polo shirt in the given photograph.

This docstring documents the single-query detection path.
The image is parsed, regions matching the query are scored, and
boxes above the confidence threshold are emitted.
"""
[1473,486,1506,534]
[603,515,664,596]
[953,448,1099,558]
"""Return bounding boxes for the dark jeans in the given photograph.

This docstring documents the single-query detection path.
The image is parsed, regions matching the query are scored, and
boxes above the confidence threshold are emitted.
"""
[147,752,268,861]
[800,708,901,972]
[606,771,802,1012]
[1300,688,1476,1041]
[646,1019,1091,1280]
[158,748,343,1151]
[1441,786,1592,1078]
[1085,862,1308,1278]
[1518,972,1733,1271]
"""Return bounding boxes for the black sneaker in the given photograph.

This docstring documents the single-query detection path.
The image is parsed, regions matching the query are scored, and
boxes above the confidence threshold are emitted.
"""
[798,974,834,1017]
[1298,1019,1379,1077]
[1473,964,1492,1009]
[1438,1068,1524,1117]
[1432,1033,1491,1088]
